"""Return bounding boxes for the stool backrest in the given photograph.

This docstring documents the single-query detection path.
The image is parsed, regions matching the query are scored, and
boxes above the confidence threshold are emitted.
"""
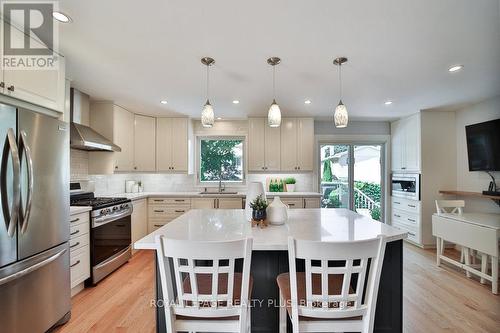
[435,200,465,215]
[287,236,386,331]
[155,236,252,330]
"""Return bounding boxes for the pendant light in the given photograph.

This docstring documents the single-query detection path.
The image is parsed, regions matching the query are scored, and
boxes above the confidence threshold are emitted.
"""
[201,57,215,128]
[267,57,281,127]
[333,57,348,128]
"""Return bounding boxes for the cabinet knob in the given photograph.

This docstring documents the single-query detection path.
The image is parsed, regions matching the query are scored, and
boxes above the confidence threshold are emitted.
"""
[115,166,118,169]
[298,166,300,170]
[7,85,14,92]
[0,82,4,88]
[134,166,137,170]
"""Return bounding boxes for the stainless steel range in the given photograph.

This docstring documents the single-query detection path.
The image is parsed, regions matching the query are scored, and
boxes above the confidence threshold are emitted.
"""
[70,190,133,285]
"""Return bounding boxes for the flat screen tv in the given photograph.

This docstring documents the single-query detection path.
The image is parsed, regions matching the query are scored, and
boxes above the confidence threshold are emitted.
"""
[465,118,500,171]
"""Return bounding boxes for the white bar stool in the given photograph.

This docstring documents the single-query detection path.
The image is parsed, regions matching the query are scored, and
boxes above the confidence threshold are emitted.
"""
[155,235,253,332]
[277,236,386,333]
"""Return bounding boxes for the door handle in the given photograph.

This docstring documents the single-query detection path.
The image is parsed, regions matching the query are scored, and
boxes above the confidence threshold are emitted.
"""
[1,128,21,238]
[18,130,34,234]
[0,248,66,286]
[70,260,81,268]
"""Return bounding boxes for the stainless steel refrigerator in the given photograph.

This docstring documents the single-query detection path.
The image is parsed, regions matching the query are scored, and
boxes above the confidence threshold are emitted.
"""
[0,103,71,332]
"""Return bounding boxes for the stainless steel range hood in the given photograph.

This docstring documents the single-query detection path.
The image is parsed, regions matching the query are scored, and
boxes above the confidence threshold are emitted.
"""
[70,88,121,152]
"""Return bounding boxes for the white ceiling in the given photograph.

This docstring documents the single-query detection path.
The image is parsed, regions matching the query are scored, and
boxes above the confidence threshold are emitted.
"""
[59,0,500,121]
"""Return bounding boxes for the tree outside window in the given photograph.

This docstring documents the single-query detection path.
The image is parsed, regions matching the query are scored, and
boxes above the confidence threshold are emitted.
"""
[200,139,244,182]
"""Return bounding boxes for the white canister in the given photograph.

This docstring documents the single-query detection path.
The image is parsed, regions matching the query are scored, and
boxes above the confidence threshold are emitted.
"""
[266,196,288,225]
[245,182,266,221]
[286,184,295,192]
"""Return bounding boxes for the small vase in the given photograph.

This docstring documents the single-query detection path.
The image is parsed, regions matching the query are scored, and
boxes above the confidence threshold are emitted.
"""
[252,209,267,221]
[267,196,288,225]
[287,184,295,192]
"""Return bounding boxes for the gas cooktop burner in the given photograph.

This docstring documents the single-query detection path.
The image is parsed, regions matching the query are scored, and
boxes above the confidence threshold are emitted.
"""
[70,193,130,210]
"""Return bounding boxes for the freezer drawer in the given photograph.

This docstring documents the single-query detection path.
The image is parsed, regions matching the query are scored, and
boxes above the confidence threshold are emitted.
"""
[0,242,70,333]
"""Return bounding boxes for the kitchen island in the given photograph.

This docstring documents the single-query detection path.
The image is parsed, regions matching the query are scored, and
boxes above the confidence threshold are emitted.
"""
[135,208,406,333]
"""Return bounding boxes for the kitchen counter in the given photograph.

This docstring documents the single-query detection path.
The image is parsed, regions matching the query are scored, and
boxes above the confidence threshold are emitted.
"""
[70,206,92,215]
[136,208,405,333]
[135,208,406,251]
[107,191,323,201]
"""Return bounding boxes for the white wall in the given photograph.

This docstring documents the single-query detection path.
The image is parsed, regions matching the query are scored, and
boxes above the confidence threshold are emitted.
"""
[454,95,500,213]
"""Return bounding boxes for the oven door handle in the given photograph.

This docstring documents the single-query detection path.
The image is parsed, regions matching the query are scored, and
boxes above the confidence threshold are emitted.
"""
[92,207,133,228]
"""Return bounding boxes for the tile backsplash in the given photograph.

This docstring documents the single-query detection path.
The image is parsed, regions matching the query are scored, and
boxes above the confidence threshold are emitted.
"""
[71,149,315,195]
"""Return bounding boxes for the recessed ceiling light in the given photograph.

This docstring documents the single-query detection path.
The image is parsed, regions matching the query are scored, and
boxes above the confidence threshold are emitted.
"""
[160,100,168,104]
[217,117,222,120]
[384,100,393,105]
[52,11,71,23]
[232,100,240,104]
[304,100,311,104]
[448,65,463,72]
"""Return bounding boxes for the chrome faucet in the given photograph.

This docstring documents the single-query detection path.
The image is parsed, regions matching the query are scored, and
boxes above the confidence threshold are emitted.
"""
[218,166,225,193]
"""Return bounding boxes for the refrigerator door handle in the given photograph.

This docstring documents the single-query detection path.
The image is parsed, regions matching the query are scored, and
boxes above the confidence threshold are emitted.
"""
[1,128,21,237]
[18,130,34,234]
[0,248,67,286]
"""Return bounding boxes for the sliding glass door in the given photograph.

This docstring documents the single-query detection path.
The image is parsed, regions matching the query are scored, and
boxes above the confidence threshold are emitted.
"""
[320,143,384,221]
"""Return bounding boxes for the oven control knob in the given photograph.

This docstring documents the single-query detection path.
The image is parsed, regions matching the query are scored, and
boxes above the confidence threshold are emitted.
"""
[113,206,119,211]
[100,209,107,215]
[121,204,128,209]
[106,208,111,214]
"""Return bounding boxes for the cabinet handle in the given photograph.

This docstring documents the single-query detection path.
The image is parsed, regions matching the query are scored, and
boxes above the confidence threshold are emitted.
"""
[0,82,4,88]
[174,199,185,202]
[289,203,295,206]
[171,167,174,170]
[115,166,118,169]
[408,231,416,236]
[154,199,164,202]
[298,166,300,170]
[154,210,165,213]
[401,167,406,170]
[134,166,137,170]
[70,218,80,223]
[70,242,80,249]
[154,224,163,227]
[70,260,81,268]
[7,85,14,92]
[70,230,80,236]
[175,210,185,213]
[394,214,401,218]
[408,218,416,222]
[394,201,401,205]
[408,204,416,208]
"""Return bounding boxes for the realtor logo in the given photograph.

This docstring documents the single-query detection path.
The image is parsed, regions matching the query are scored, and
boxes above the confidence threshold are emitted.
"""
[1,1,60,70]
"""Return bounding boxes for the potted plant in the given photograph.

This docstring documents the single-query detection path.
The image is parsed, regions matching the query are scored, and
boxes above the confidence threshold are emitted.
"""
[285,177,296,192]
[250,194,268,221]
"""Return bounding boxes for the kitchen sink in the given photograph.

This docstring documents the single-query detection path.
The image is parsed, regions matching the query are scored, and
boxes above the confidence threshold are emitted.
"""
[199,191,239,195]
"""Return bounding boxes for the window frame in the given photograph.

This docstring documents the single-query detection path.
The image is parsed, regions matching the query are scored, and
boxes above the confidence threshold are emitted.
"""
[196,135,247,187]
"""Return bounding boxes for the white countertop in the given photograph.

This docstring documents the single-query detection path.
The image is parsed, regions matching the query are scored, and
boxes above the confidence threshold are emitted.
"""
[135,208,406,251]
[108,191,322,201]
[70,206,92,215]
[433,212,500,230]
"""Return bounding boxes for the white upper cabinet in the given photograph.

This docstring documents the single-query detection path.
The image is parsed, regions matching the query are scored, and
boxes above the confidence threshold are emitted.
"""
[1,22,66,112]
[296,118,314,171]
[113,106,135,171]
[248,118,281,171]
[156,118,189,172]
[280,118,314,171]
[134,115,156,172]
[391,113,421,172]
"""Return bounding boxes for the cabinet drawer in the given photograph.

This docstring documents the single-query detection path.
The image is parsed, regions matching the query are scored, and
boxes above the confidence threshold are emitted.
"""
[148,206,189,218]
[391,197,420,214]
[391,221,419,243]
[70,233,89,253]
[69,212,90,226]
[304,198,321,208]
[70,245,90,288]
[392,209,419,227]
[70,222,89,240]
[148,220,169,233]
[149,197,191,206]
[281,198,303,209]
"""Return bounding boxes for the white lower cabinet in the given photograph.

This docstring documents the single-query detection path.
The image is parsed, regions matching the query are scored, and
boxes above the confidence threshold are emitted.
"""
[217,198,244,209]
[69,211,90,295]
[391,197,421,244]
[280,198,303,209]
[131,199,148,254]
[148,198,191,233]
[304,197,321,208]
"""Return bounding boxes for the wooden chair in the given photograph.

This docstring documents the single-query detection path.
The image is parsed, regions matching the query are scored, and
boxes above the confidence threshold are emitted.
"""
[435,200,490,283]
[155,235,253,332]
[277,236,386,333]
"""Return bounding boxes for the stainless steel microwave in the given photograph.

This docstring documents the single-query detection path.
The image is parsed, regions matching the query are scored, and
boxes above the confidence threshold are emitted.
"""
[391,173,420,200]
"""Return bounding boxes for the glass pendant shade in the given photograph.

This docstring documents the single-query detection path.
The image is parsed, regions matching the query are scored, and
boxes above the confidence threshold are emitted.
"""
[201,100,214,128]
[268,99,282,127]
[334,100,348,128]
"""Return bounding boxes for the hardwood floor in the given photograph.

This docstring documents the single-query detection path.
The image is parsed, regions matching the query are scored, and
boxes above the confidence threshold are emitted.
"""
[55,244,499,333]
